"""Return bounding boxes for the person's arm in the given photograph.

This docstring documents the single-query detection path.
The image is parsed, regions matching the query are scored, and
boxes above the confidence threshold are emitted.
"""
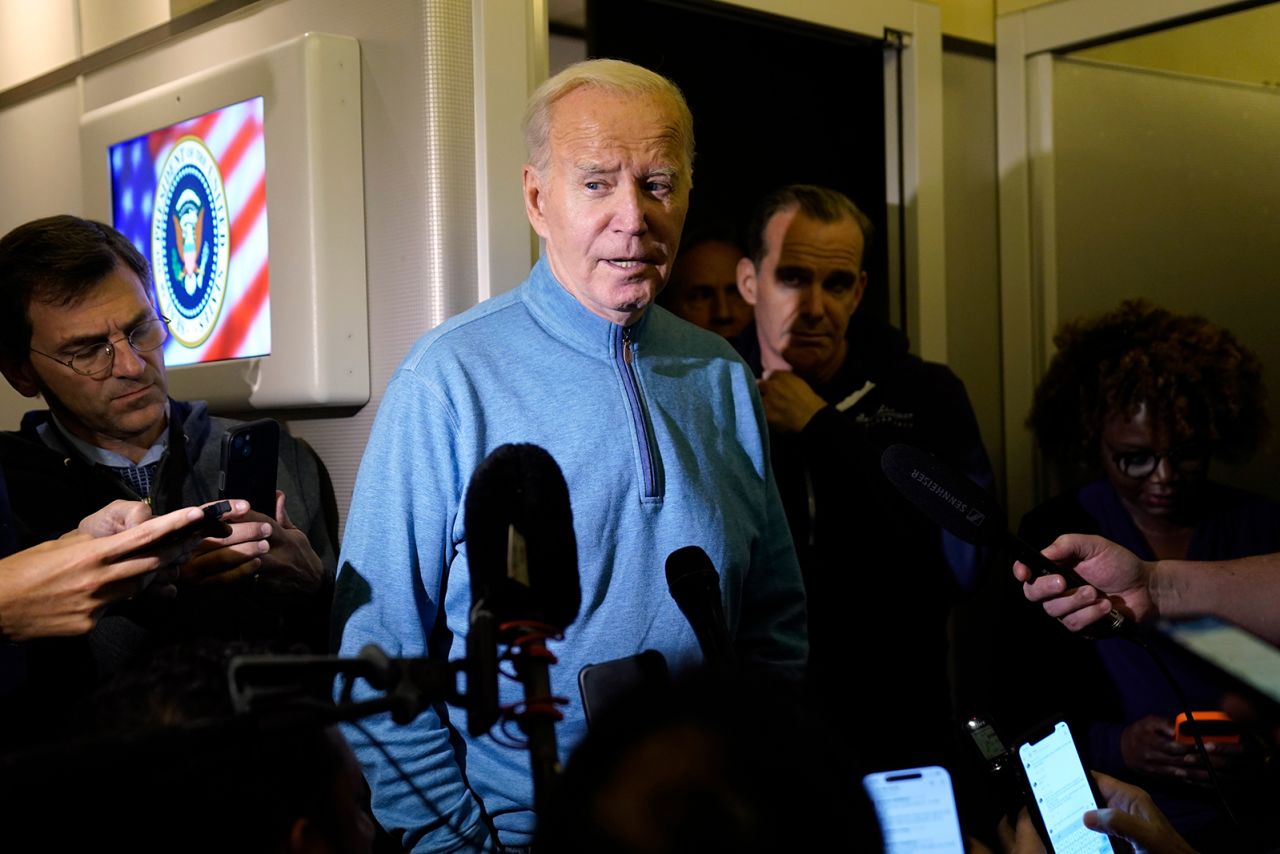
[333,369,492,853]
[736,376,808,677]
[0,502,236,641]
[1149,553,1280,645]
[1015,533,1280,645]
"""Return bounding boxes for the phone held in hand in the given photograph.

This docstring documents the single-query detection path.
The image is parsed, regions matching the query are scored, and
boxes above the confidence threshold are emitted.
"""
[219,419,280,516]
[1174,711,1241,745]
[861,765,965,853]
[1015,719,1119,853]
[127,500,232,558]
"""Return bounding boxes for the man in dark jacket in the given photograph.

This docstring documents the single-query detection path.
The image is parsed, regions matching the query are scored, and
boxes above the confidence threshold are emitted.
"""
[734,184,994,770]
[0,215,336,735]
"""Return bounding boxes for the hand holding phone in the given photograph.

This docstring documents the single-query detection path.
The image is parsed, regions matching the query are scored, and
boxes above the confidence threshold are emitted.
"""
[124,500,232,559]
[1016,720,1119,853]
[1174,711,1240,746]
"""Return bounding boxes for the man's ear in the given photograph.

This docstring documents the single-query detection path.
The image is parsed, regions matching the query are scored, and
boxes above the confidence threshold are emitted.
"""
[0,355,41,398]
[286,816,330,854]
[522,165,550,240]
[736,256,760,307]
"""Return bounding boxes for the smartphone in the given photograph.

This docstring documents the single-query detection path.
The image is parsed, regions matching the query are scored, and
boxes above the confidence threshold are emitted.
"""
[861,765,965,853]
[577,649,670,728]
[219,419,280,516]
[127,500,232,558]
[1015,720,1119,853]
[965,715,1014,774]
[1174,711,1241,745]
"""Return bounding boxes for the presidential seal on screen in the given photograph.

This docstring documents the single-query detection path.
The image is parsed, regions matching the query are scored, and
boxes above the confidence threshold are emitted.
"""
[151,136,230,349]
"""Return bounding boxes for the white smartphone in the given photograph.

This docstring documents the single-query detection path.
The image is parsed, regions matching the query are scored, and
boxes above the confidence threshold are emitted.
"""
[861,765,965,853]
[1015,720,1118,853]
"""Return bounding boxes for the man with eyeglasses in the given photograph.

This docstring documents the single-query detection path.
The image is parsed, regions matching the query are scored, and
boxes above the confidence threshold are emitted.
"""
[0,215,336,738]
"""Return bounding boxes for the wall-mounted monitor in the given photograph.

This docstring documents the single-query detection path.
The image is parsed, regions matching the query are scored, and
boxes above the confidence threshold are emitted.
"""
[81,33,368,410]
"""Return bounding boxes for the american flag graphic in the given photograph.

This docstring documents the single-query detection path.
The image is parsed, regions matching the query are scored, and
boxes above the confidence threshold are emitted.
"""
[109,96,271,367]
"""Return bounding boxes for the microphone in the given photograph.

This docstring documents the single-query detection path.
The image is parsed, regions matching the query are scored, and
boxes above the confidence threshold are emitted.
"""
[879,443,1127,636]
[665,546,737,675]
[463,442,579,814]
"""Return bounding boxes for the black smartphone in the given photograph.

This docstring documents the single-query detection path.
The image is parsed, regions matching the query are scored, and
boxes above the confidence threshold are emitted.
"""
[861,765,966,852]
[1014,719,1119,853]
[966,715,1014,773]
[577,649,670,728]
[219,419,280,516]
[129,500,232,557]
[963,715,1029,827]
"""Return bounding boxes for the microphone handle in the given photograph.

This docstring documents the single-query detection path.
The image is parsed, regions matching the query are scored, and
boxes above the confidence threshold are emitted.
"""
[515,635,561,817]
[691,608,736,676]
[1005,533,1128,635]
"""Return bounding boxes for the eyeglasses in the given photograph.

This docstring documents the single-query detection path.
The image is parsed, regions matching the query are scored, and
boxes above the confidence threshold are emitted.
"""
[30,317,170,377]
[1109,442,1210,480]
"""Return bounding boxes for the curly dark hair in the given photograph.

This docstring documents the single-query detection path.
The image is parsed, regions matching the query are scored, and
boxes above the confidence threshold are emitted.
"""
[1029,299,1268,470]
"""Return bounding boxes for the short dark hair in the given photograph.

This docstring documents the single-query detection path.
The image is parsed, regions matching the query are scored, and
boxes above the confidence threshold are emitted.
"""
[743,184,875,270]
[0,215,152,363]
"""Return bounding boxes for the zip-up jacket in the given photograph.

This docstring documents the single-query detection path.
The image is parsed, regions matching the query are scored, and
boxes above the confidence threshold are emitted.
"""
[333,256,807,852]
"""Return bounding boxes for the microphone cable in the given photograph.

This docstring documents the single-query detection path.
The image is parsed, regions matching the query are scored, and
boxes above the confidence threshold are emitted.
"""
[346,718,489,853]
[486,620,569,750]
[1124,629,1253,845]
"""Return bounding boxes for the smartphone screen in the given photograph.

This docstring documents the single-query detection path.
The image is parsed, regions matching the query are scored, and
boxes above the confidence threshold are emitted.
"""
[1017,721,1115,853]
[861,765,964,853]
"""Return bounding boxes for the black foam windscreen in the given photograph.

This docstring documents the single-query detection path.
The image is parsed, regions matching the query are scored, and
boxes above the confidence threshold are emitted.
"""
[664,545,736,674]
[665,544,721,600]
[880,444,1128,638]
[464,443,580,631]
[879,443,1004,547]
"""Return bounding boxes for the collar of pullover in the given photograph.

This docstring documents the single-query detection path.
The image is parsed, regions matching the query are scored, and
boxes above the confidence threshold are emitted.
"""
[521,255,652,359]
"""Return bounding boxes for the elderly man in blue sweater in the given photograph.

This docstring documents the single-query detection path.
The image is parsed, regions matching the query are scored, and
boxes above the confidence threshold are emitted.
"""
[333,59,807,851]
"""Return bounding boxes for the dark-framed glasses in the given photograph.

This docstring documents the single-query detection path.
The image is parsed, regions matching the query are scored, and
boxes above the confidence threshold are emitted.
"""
[30,316,170,377]
[1110,442,1210,479]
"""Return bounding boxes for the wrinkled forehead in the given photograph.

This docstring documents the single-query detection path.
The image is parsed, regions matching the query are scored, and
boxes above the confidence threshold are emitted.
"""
[548,88,688,172]
[768,210,865,268]
[27,265,155,338]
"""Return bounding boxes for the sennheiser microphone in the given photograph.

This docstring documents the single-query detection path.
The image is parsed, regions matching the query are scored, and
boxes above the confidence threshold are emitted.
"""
[879,443,1127,636]
[463,442,580,815]
[665,546,737,675]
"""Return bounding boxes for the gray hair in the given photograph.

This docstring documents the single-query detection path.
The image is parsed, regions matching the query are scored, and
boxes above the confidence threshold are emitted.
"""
[523,58,694,180]
[744,184,875,269]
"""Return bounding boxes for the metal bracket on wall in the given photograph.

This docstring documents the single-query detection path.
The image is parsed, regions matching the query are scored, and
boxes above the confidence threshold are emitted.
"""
[884,28,911,50]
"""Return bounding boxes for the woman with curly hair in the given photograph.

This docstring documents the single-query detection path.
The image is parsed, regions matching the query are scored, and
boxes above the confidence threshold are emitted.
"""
[1002,300,1280,851]
[1028,298,1269,556]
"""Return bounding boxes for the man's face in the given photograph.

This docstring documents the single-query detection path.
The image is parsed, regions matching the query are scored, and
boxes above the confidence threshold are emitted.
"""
[666,240,752,339]
[4,264,168,450]
[523,86,690,326]
[738,209,867,383]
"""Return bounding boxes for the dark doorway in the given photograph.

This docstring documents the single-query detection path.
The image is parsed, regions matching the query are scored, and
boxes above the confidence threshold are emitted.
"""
[588,0,891,324]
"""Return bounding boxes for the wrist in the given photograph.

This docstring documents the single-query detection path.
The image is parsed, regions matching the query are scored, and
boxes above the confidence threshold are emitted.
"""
[1148,559,1179,622]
